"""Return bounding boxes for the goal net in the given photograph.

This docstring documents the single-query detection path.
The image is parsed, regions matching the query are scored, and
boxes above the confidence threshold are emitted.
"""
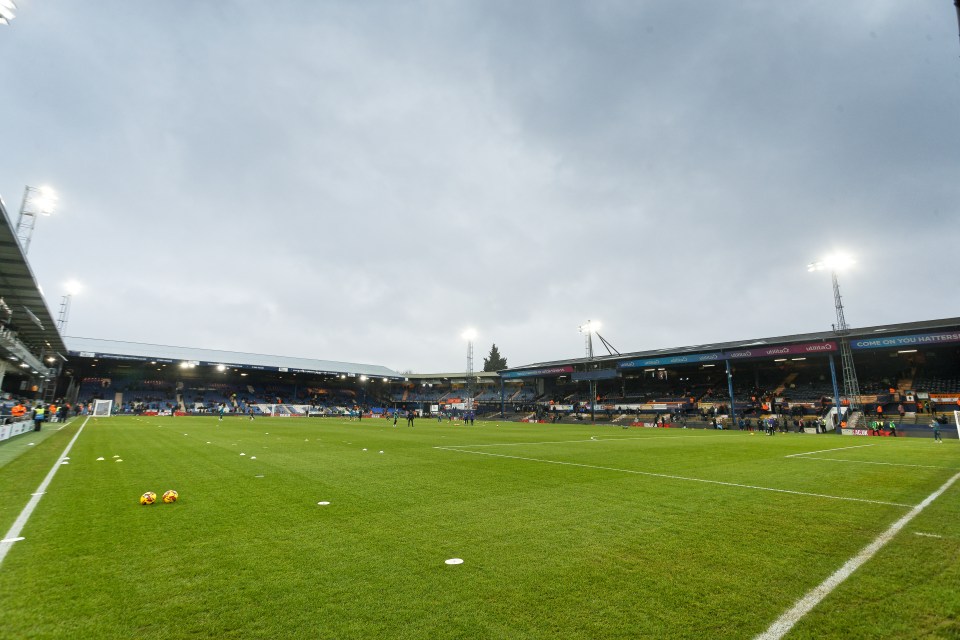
[92,399,113,417]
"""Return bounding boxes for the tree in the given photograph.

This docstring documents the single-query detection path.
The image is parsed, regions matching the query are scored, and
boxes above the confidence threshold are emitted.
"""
[483,343,508,372]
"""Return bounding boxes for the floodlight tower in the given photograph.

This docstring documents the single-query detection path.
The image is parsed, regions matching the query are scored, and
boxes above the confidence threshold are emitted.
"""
[579,320,601,422]
[15,186,58,254]
[808,254,862,420]
[462,328,477,415]
[56,280,82,334]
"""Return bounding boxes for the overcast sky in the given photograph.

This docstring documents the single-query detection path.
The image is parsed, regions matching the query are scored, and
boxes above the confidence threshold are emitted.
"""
[1,1,958,373]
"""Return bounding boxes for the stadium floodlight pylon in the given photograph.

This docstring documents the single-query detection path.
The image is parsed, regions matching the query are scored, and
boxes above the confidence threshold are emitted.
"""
[461,329,477,414]
[808,255,862,416]
[56,281,82,333]
[15,185,57,254]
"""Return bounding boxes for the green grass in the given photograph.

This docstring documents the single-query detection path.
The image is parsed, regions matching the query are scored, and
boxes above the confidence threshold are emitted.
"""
[0,417,957,639]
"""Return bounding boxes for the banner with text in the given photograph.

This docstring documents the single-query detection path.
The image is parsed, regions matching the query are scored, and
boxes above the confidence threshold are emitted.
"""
[851,331,960,350]
[501,366,575,379]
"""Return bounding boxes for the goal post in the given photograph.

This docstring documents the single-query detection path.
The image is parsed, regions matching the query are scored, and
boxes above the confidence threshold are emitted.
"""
[955,410,960,440]
[92,399,113,417]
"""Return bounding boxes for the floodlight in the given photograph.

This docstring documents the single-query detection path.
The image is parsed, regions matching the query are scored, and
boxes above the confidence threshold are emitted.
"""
[360,375,368,381]
[579,320,601,334]
[30,186,58,215]
[807,253,855,272]
[217,364,226,372]
[461,328,477,341]
[0,0,15,23]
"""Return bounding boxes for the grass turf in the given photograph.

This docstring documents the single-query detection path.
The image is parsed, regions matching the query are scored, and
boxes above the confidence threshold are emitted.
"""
[0,416,957,639]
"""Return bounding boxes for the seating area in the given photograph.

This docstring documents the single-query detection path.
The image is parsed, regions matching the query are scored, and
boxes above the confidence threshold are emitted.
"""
[914,376,960,394]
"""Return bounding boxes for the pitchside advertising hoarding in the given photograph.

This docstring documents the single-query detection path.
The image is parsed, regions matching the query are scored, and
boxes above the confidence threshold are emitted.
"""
[617,341,837,369]
[0,420,34,442]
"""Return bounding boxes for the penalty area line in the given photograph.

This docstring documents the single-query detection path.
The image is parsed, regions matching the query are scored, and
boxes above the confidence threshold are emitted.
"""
[755,470,960,640]
[436,433,744,449]
[784,444,874,458]
[0,417,89,569]
[793,457,958,470]
[434,447,911,507]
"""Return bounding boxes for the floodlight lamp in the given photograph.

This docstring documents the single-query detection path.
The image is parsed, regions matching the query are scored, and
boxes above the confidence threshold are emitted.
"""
[217,364,226,372]
[64,280,82,296]
[0,1,14,23]
[808,254,855,273]
[579,320,601,334]
[461,328,477,341]
[30,186,58,215]
[824,253,855,271]
[360,375,368,381]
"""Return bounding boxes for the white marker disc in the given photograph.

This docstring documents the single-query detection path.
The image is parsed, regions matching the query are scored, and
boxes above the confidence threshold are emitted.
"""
[445,558,464,565]
[317,501,330,506]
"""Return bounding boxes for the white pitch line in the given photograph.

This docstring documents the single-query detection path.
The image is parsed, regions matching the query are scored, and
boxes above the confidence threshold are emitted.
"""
[795,457,958,470]
[434,447,911,507]
[0,417,89,568]
[913,532,943,539]
[437,434,743,449]
[755,470,960,640]
[784,444,875,458]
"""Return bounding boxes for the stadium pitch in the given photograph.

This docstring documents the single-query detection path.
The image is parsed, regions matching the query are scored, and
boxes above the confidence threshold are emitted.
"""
[0,417,957,639]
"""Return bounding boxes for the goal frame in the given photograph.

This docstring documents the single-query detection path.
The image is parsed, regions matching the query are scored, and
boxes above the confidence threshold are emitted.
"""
[954,410,960,440]
[92,399,113,417]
